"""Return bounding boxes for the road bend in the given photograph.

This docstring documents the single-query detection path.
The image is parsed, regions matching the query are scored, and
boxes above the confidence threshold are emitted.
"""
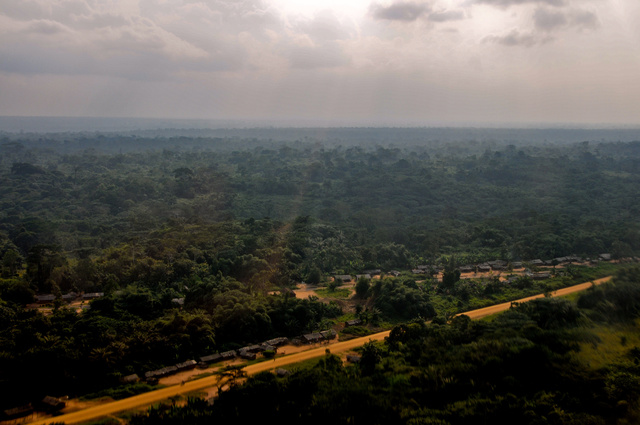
[26,275,611,425]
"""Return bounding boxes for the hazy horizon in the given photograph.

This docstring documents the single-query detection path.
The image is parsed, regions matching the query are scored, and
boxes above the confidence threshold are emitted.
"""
[2,115,640,135]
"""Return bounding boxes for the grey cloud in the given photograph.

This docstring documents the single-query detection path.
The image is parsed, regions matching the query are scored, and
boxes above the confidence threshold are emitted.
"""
[428,10,465,22]
[0,0,92,22]
[0,1,128,32]
[476,0,565,7]
[370,2,430,22]
[0,0,49,20]
[533,8,566,31]
[570,9,598,30]
[0,36,224,81]
[23,19,73,35]
[533,7,599,33]
[484,29,550,47]
[97,28,166,53]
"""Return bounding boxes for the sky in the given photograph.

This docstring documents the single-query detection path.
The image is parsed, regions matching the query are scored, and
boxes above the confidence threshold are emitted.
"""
[0,0,639,126]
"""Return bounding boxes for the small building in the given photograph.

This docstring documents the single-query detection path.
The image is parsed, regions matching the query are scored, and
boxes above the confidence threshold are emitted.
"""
[355,274,371,280]
[238,350,257,360]
[599,253,612,261]
[302,333,324,344]
[145,370,159,380]
[176,360,197,370]
[388,270,401,277]
[145,365,179,380]
[334,275,352,282]
[240,344,263,354]
[3,404,34,419]
[264,337,289,347]
[35,294,56,303]
[161,366,178,376]
[346,354,361,363]
[530,259,544,266]
[345,319,362,327]
[121,374,140,384]
[220,350,237,360]
[321,329,337,340]
[477,264,491,273]
[171,298,185,306]
[200,353,223,364]
[61,292,77,301]
[82,292,104,300]
[364,269,382,275]
[41,396,65,411]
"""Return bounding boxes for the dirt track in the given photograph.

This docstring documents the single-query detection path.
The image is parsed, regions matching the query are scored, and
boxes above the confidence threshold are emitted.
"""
[458,276,611,320]
[25,276,611,425]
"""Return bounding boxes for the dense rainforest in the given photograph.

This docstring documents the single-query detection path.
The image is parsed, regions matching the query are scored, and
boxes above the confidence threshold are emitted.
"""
[1,128,639,414]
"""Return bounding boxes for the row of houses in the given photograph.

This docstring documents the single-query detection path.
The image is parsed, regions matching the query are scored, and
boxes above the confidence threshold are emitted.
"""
[138,329,343,384]
[333,254,614,281]
[143,359,198,381]
[414,254,612,276]
[34,292,104,303]
[3,396,68,420]
[139,337,292,383]
[334,270,400,282]
[297,329,337,344]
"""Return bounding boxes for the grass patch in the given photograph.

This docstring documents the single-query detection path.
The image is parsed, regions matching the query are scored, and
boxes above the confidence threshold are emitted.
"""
[335,313,357,322]
[574,320,640,371]
[314,288,352,299]
[340,326,372,340]
[80,382,161,401]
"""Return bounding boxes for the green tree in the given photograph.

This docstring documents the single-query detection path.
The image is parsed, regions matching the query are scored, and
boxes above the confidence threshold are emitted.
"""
[355,277,371,298]
[441,256,461,290]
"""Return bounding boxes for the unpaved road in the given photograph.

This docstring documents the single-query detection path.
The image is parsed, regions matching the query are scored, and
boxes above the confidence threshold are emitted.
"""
[458,276,612,320]
[25,276,611,425]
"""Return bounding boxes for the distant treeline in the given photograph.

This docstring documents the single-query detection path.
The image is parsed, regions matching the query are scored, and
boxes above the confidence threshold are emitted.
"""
[1,135,639,263]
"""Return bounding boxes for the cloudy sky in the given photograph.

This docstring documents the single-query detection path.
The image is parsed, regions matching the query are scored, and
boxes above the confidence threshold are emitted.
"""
[1,0,639,126]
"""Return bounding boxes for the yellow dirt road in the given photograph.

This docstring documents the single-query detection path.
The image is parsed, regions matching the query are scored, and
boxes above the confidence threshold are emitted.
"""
[458,276,611,320]
[26,275,611,425]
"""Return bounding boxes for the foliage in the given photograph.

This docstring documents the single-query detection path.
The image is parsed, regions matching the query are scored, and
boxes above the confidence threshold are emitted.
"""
[1,133,640,411]
[372,278,436,321]
[130,274,640,424]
